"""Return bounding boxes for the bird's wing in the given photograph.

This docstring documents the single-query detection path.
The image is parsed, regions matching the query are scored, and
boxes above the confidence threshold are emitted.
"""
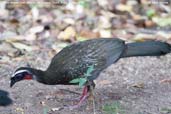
[47,38,125,80]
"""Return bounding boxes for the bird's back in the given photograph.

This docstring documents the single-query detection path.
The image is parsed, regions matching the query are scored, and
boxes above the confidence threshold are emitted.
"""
[45,38,125,84]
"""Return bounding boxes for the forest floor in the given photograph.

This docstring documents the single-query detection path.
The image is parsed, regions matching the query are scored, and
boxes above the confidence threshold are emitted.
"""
[0,51,171,114]
[0,0,171,114]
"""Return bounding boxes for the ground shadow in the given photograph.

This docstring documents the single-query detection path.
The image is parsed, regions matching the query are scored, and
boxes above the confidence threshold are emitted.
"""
[0,90,13,106]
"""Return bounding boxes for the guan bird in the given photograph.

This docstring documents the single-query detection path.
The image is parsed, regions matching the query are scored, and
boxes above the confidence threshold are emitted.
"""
[10,38,171,108]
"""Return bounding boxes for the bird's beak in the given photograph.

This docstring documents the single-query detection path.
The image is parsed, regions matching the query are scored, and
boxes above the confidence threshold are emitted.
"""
[10,78,16,87]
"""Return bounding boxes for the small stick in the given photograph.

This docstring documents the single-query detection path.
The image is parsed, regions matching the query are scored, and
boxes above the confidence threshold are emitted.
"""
[59,89,81,95]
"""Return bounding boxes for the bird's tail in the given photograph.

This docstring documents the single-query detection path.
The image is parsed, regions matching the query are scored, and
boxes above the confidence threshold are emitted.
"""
[121,41,171,58]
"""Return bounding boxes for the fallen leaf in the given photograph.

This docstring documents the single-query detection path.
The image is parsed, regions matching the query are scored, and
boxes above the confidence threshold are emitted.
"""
[0,9,9,20]
[98,16,111,29]
[63,18,75,25]
[10,42,33,52]
[160,108,171,113]
[0,56,10,62]
[98,80,112,85]
[79,29,100,39]
[28,25,44,34]
[24,33,37,41]
[0,42,16,52]
[4,34,36,42]
[99,29,112,37]
[0,1,6,9]
[31,6,39,20]
[146,9,155,18]
[0,42,22,57]
[97,0,108,7]
[133,33,155,41]
[0,31,17,40]
[152,17,171,27]
[15,107,24,114]
[43,107,49,114]
[52,42,69,52]
[116,4,132,12]
[76,36,88,41]
[144,20,155,28]
[157,31,171,39]
[58,26,76,40]
[76,4,84,14]
[132,83,145,88]
[51,107,63,111]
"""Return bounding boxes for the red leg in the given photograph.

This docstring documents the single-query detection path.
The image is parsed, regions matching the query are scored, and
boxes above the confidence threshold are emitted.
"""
[65,86,89,109]
[79,86,88,101]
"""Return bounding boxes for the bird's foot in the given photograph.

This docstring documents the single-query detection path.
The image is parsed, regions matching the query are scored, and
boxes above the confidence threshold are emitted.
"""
[63,86,89,110]
[160,79,171,84]
[65,94,89,110]
[61,96,82,102]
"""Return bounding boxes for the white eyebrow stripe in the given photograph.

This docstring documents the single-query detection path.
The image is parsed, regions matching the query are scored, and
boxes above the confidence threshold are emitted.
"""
[12,70,29,77]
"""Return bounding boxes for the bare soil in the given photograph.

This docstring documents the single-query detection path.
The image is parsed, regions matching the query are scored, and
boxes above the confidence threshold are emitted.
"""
[0,52,171,114]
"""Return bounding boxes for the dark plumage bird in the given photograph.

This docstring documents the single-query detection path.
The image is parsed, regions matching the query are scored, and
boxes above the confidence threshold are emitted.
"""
[10,38,171,108]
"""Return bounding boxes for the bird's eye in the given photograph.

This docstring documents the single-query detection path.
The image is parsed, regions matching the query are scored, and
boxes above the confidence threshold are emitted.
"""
[16,76,20,79]
[17,73,23,77]
[15,73,24,80]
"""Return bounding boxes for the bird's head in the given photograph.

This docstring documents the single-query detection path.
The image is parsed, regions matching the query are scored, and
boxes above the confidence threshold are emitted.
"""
[10,67,35,87]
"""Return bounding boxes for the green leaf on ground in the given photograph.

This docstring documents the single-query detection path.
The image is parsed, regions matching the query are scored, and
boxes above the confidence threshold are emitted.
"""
[43,107,48,114]
[78,0,89,8]
[146,9,155,18]
[153,17,171,27]
[102,101,125,114]
[161,108,171,113]
[78,78,87,87]
[69,78,80,84]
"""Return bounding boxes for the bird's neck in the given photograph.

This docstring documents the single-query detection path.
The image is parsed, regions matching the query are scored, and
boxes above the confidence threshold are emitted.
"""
[29,68,47,84]
[30,68,70,85]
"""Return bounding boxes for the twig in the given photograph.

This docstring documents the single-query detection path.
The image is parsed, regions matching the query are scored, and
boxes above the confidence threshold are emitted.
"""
[59,89,81,95]
[90,86,96,114]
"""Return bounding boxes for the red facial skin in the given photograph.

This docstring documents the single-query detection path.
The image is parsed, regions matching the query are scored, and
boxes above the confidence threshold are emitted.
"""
[24,75,32,80]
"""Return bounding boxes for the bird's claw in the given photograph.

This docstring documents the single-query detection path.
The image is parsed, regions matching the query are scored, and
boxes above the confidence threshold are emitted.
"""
[160,79,171,83]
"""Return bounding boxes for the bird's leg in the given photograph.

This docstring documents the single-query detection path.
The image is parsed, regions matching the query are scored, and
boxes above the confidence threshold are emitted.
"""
[65,81,95,110]
[65,86,89,109]
[89,81,96,98]
[79,85,89,102]
[78,81,95,106]
[87,81,96,113]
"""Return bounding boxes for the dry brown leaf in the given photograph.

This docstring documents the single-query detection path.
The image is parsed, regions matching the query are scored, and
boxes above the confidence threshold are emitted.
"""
[99,29,112,37]
[98,80,112,85]
[132,82,145,88]
[116,4,132,12]
[58,26,76,40]
[79,29,100,39]
[133,34,155,41]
